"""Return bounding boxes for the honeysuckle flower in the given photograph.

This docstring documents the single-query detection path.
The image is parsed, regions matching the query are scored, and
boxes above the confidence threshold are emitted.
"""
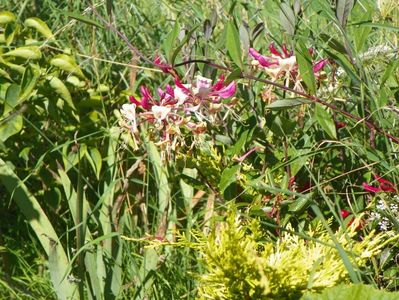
[154,55,173,74]
[249,43,328,80]
[174,74,236,104]
[120,103,138,132]
[362,175,397,193]
[121,74,237,149]
[151,105,172,121]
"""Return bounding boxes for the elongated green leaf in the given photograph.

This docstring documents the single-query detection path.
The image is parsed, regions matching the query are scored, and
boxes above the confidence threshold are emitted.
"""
[229,130,249,156]
[47,76,75,110]
[62,11,104,28]
[314,103,337,139]
[24,17,54,39]
[86,147,102,180]
[219,165,240,194]
[147,141,170,213]
[19,64,40,102]
[0,114,23,142]
[279,2,296,35]
[171,25,199,65]
[0,11,15,24]
[0,159,77,300]
[163,21,180,63]
[296,41,316,94]
[266,99,310,110]
[380,59,399,88]
[336,0,354,27]
[5,23,19,46]
[353,22,399,31]
[50,54,85,78]
[226,20,243,68]
[3,46,41,60]
[3,84,20,116]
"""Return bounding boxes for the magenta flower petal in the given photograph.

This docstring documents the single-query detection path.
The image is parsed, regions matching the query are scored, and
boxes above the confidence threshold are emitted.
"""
[129,95,141,106]
[139,86,152,109]
[174,78,191,94]
[313,59,328,73]
[269,43,283,58]
[281,44,292,58]
[154,55,172,73]
[249,47,262,60]
[374,175,397,192]
[213,81,236,98]
[165,85,175,97]
[249,48,279,67]
[362,182,381,193]
[212,74,225,91]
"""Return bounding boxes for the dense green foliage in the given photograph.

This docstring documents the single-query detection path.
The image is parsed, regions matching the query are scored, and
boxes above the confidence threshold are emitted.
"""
[0,0,399,299]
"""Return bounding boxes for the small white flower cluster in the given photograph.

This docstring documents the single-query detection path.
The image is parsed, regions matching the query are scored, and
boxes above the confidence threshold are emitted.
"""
[369,198,399,231]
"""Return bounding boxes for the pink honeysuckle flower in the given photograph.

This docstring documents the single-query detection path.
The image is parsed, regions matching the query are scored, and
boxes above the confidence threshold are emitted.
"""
[249,43,328,80]
[313,59,329,73]
[129,86,154,110]
[122,75,237,148]
[174,74,236,103]
[362,174,397,193]
[154,55,173,74]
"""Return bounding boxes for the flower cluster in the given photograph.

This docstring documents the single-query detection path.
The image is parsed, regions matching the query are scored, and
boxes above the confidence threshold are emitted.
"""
[120,75,236,149]
[249,43,328,81]
[249,43,327,100]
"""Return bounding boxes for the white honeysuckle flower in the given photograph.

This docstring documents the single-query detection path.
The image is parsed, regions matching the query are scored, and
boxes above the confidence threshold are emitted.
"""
[195,75,212,98]
[152,105,172,121]
[278,55,297,72]
[120,103,138,132]
[174,84,191,104]
[121,103,137,121]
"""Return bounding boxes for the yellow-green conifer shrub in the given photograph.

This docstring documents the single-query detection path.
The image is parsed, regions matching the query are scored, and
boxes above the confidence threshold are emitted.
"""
[186,210,398,300]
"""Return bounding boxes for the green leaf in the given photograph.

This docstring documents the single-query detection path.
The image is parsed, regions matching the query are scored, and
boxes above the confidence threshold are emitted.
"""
[24,17,54,39]
[50,54,85,78]
[219,165,240,194]
[352,22,399,31]
[0,159,77,300]
[4,23,19,46]
[147,141,170,213]
[62,11,104,28]
[47,76,76,110]
[296,41,316,94]
[228,130,249,157]
[320,34,347,54]
[0,11,15,24]
[301,284,399,300]
[86,147,102,180]
[266,99,310,110]
[225,68,242,83]
[226,20,243,68]
[19,64,40,102]
[163,21,180,63]
[314,103,337,139]
[171,25,199,65]
[279,2,296,35]
[0,114,23,142]
[3,84,20,116]
[336,0,354,27]
[3,46,42,60]
[380,59,399,89]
